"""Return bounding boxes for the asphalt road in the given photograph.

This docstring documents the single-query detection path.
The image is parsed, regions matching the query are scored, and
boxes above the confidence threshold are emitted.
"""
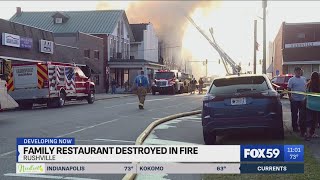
[0,93,204,180]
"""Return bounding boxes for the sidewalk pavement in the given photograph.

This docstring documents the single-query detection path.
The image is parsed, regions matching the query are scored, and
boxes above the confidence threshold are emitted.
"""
[95,93,134,101]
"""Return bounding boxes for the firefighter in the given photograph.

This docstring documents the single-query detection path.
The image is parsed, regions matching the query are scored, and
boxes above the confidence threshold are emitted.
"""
[198,77,204,94]
[134,70,149,109]
[190,77,197,94]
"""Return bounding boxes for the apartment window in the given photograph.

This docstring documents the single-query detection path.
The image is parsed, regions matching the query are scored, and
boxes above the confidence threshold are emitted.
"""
[122,41,125,57]
[113,39,116,57]
[127,44,130,58]
[121,21,124,36]
[94,50,100,59]
[84,49,90,58]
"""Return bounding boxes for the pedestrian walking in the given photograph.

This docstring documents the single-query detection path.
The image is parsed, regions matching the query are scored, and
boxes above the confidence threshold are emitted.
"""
[134,70,149,109]
[305,72,320,141]
[287,67,307,136]
[111,79,117,94]
[190,77,197,94]
[198,78,204,94]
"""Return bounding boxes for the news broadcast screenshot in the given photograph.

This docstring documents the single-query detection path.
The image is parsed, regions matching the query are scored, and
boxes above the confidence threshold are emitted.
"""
[0,0,319,180]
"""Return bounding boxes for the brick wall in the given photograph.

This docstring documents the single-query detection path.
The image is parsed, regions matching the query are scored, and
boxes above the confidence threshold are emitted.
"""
[273,22,284,75]
[0,19,55,61]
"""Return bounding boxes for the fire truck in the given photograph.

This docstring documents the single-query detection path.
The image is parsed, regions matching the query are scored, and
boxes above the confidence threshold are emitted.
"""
[6,61,95,109]
[151,70,185,95]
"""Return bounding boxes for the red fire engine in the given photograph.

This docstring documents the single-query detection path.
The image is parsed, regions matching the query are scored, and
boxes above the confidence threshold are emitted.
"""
[7,61,95,109]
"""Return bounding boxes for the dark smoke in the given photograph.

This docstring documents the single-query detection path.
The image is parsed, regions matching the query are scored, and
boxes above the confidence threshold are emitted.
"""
[97,1,220,68]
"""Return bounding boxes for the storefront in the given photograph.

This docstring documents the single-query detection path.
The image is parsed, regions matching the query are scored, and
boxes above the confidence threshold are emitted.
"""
[108,59,165,92]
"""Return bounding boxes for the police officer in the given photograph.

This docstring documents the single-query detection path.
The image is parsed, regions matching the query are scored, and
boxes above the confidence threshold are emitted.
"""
[135,70,149,109]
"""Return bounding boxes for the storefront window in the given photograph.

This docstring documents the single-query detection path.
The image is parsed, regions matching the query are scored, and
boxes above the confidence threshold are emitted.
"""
[124,68,129,83]
[312,64,319,72]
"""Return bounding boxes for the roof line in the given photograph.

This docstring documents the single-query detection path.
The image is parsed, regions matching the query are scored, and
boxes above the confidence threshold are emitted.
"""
[17,9,125,13]
[285,22,320,25]
[5,19,54,33]
[77,31,104,40]
[54,43,79,49]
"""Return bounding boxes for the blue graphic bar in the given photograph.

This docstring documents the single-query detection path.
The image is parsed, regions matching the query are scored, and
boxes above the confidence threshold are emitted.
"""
[241,145,304,162]
[284,145,304,162]
[240,164,304,174]
[17,138,75,145]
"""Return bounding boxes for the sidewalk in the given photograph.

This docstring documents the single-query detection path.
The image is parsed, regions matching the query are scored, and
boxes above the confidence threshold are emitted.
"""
[95,93,134,101]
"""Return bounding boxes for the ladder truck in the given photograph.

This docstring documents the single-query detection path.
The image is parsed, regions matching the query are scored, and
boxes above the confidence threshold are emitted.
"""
[186,16,241,75]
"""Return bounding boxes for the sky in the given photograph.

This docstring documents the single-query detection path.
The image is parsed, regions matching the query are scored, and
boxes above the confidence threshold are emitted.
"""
[1,1,320,77]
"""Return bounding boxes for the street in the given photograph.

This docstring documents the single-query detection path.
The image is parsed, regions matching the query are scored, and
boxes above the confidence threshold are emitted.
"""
[0,94,204,180]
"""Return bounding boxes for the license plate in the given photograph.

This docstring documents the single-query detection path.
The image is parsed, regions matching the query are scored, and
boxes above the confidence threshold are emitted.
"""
[230,98,246,105]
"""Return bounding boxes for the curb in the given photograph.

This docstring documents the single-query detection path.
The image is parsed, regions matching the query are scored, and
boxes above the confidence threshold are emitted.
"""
[122,110,202,180]
[95,94,135,101]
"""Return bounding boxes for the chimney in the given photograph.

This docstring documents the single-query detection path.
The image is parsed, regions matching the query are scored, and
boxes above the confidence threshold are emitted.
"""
[16,7,22,16]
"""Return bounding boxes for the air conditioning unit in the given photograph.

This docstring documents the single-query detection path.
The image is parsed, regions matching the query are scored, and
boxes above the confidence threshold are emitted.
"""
[117,53,122,59]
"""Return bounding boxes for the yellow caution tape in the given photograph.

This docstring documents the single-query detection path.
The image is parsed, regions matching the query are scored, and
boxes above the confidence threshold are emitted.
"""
[278,89,320,97]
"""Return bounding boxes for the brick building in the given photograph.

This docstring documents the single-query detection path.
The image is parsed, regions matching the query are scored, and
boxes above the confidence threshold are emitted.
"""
[0,18,106,93]
[10,9,135,92]
[272,22,320,78]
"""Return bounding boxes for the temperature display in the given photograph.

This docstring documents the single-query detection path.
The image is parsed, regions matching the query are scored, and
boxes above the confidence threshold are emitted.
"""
[284,145,304,162]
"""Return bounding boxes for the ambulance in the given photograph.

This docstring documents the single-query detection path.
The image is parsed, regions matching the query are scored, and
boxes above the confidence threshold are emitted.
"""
[6,61,95,109]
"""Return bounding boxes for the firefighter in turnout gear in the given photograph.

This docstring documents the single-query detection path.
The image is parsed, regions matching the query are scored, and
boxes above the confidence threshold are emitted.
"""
[135,70,149,109]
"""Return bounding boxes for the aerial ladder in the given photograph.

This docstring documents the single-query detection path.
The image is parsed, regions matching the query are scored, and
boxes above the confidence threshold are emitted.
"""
[186,16,241,75]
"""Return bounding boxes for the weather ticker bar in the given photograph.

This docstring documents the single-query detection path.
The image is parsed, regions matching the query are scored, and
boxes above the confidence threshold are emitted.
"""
[16,163,304,174]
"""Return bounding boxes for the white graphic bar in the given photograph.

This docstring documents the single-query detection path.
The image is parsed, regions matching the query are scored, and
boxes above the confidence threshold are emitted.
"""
[17,145,240,162]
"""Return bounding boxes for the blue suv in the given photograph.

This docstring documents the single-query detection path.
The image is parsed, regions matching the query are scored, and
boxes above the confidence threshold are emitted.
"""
[202,75,284,144]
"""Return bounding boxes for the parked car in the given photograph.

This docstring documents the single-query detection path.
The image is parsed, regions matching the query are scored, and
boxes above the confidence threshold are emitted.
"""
[271,74,293,98]
[202,74,284,145]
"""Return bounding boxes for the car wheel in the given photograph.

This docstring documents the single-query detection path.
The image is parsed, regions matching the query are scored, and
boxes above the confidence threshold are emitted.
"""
[56,92,66,108]
[87,91,95,104]
[203,129,216,145]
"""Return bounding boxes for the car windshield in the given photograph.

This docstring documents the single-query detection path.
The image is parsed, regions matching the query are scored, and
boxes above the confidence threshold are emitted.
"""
[155,72,174,79]
[284,76,291,82]
[275,77,285,83]
[209,76,269,95]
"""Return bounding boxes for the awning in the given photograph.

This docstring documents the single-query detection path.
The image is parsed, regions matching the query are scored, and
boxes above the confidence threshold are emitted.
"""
[0,56,43,63]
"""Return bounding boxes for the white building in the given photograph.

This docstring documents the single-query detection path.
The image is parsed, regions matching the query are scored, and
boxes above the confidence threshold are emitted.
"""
[130,23,159,62]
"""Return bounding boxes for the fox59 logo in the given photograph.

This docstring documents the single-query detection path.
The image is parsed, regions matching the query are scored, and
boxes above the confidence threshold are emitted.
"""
[241,145,284,162]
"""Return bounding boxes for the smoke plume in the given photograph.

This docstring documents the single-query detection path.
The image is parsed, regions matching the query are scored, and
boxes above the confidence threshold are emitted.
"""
[97,1,220,69]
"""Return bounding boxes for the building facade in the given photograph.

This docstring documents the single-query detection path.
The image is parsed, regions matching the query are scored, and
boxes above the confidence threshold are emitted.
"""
[10,9,135,92]
[54,32,105,93]
[273,22,320,78]
[109,23,163,86]
[130,23,159,62]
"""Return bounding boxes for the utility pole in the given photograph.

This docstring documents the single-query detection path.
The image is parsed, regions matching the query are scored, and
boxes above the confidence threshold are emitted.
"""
[254,19,257,74]
[262,0,267,74]
[205,59,208,77]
